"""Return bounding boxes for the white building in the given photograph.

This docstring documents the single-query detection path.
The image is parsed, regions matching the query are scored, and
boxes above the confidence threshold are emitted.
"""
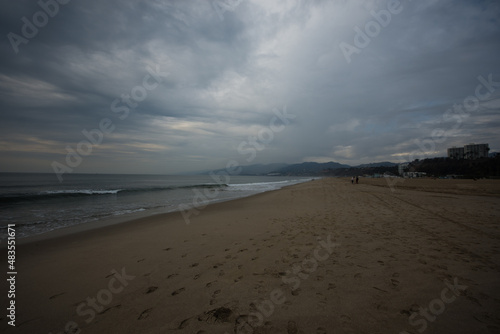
[398,163,409,176]
[447,147,464,159]
[464,143,489,160]
[447,143,489,160]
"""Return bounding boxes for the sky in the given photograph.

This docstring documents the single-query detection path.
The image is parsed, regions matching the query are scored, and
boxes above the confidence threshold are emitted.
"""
[0,0,499,176]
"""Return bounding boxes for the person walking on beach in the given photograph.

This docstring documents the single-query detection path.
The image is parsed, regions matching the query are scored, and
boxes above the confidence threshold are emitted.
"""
[356,176,359,184]
[351,177,354,184]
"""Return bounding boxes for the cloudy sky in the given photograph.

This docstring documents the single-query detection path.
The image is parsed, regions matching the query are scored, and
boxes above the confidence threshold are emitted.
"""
[1,0,499,175]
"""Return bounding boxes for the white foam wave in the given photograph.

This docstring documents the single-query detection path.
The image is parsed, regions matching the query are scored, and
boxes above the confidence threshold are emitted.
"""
[227,179,310,192]
[41,189,122,195]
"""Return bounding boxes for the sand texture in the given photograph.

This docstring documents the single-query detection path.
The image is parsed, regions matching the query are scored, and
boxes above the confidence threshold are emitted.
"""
[2,178,500,333]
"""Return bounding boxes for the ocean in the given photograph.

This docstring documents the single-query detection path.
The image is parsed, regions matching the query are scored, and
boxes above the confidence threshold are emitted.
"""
[0,173,313,239]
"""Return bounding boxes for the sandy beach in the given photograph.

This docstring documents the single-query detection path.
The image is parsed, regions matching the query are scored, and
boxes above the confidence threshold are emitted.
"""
[2,178,500,334]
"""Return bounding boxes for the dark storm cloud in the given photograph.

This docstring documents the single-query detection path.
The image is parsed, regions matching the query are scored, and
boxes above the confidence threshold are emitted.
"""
[0,0,499,174]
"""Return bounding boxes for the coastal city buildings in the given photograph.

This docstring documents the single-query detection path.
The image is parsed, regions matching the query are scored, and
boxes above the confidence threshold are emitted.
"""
[447,143,489,160]
[447,146,465,159]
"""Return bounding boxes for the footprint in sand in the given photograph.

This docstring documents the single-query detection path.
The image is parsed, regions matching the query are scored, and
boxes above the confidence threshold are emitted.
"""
[145,286,158,294]
[49,292,66,300]
[318,299,327,308]
[193,274,200,280]
[100,304,121,315]
[190,263,199,268]
[373,302,388,311]
[390,279,400,288]
[340,314,354,332]
[291,288,301,296]
[178,317,192,329]
[287,320,298,334]
[172,287,185,296]
[138,308,152,320]
[316,327,327,334]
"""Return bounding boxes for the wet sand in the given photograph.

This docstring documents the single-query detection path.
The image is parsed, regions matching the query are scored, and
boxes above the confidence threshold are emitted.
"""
[2,178,500,333]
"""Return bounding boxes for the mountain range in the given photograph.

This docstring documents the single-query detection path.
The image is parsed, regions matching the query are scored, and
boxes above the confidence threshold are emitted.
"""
[205,161,398,176]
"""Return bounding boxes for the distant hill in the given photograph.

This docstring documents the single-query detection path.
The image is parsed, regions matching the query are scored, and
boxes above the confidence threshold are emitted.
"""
[208,163,290,176]
[323,166,399,177]
[195,156,500,178]
[204,161,351,176]
[272,161,350,175]
[199,161,401,176]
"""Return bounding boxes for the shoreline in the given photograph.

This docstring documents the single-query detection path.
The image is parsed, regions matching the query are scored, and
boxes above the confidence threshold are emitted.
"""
[8,178,317,246]
[2,178,499,333]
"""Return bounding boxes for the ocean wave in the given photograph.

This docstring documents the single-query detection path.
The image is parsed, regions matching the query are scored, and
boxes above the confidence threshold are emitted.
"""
[0,183,228,203]
[227,179,309,191]
[43,189,122,195]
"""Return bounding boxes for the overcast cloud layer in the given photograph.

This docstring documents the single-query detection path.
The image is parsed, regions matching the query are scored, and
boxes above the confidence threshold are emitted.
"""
[1,0,499,175]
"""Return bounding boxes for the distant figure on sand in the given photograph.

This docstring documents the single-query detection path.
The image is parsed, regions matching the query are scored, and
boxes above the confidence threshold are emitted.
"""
[351,177,354,184]
[356,176,359,184]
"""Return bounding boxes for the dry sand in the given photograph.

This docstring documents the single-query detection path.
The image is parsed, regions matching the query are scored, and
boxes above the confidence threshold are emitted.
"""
[2,178,500,334]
